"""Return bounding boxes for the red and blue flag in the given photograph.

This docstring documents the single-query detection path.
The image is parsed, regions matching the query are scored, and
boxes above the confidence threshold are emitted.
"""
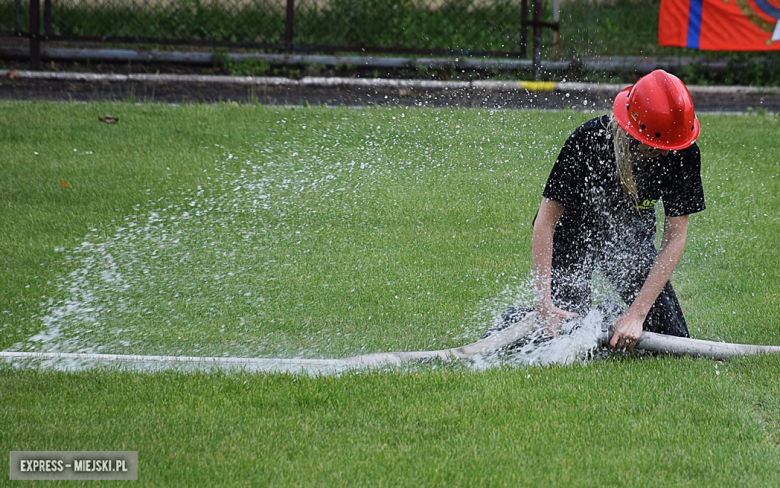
[659,0,780,50]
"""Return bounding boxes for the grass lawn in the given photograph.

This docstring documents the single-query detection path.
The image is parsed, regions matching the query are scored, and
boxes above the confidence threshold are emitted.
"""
[1,101,779,485]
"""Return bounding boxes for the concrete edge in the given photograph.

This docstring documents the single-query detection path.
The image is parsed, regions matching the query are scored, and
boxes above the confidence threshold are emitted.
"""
[4,44,777,74]
[3,69,780,95]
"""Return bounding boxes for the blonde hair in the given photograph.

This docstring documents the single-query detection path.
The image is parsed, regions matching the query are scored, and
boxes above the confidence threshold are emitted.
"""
[608,115,640,206]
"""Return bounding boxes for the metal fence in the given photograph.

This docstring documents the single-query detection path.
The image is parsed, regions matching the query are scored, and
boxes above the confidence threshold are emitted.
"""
[3,0,682,71]
[3,0,560,63]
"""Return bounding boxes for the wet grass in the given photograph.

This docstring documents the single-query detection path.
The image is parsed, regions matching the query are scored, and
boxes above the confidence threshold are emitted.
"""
[1,101,780,485]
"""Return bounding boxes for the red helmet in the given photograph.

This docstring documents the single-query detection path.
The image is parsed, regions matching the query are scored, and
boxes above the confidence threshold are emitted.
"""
[612,70,700,151]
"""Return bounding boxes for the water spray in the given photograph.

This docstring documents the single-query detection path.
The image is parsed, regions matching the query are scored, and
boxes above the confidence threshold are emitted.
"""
[4,311,779,373]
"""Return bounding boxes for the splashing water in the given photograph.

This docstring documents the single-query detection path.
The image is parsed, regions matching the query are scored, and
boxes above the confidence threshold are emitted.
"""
[4,137,493,360]
[503,309,607,366]
[3,309,609,374]
[4,111,613,373]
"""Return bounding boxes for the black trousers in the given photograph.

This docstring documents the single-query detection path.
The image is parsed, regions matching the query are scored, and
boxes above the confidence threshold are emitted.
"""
[551,240,690,338]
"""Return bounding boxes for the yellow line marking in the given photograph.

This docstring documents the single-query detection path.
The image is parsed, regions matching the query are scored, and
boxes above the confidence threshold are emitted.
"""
[519,81,557,92]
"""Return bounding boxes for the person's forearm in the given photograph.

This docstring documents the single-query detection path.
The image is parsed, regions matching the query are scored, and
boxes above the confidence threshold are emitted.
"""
[627,216,689,320]
[532,199,565,310]
[532,220,554,310]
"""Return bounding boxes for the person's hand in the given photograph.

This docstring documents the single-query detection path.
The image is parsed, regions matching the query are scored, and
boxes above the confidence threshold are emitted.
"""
[609,311,644,350]
[538,304,579,337]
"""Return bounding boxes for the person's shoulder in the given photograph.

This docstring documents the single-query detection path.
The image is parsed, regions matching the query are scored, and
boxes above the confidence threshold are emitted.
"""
[676,141,700,157]
[668,142,701,165]
[568,115,611,141]
[574,114,610,132]
[662,142,701,177]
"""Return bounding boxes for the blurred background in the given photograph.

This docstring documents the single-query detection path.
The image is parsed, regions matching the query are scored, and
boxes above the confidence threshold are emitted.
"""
[2,0,779,84]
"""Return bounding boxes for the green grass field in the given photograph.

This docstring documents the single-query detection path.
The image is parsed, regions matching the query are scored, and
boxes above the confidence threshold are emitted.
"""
[2,101,779,485]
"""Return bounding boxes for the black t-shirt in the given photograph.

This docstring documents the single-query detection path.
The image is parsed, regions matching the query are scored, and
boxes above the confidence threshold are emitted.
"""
[542,115,705,255]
